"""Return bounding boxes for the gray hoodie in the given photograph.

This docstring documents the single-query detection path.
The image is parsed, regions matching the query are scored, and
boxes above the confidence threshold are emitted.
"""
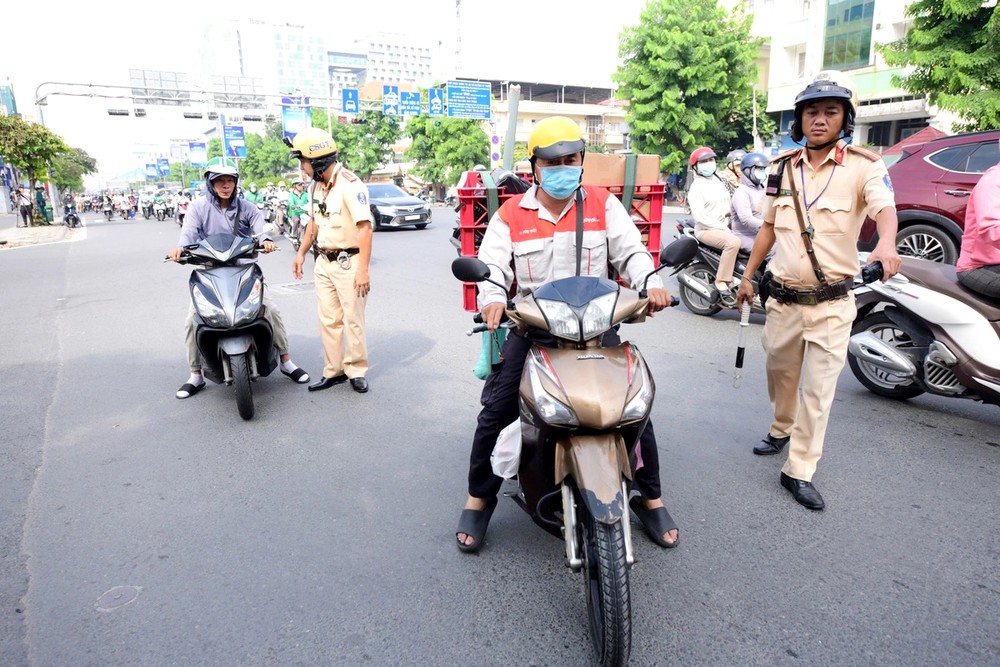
[730,171,765,253]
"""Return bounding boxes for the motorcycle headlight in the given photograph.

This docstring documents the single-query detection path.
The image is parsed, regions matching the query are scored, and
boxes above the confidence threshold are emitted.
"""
[581,292,617,339]
[621,349,653,424]
[526,357,579,426]
[192,287,228,327]
[234,278,263,325]
[536,299,581,341]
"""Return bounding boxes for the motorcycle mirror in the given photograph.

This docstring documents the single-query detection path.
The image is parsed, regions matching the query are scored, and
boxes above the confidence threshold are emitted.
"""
[451,256,491,282]
[258,223,278,237]
[660,235,698,267]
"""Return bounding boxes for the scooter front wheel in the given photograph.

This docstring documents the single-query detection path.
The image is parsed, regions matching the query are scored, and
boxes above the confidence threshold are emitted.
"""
[231,353,255,420]
[581,510,631,667]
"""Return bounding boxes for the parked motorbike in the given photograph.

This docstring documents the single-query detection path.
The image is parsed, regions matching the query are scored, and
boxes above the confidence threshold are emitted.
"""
[848,256,1000,408]
[64,203,81,228]
[168,232,279,420]
[451,236,696,667]
[658,219,766,316]
[154,200,167,222]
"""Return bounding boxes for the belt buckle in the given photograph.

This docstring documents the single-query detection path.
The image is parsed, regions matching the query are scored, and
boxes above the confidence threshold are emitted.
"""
[795,292,819,306]
[336,250,352,269]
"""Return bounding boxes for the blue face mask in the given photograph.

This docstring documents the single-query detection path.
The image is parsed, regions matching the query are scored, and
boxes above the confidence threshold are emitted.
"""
[696,160,717,177]
[539,165,583,200]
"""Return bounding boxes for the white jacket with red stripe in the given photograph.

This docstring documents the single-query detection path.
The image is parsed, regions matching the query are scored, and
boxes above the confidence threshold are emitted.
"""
[476,185,662,309]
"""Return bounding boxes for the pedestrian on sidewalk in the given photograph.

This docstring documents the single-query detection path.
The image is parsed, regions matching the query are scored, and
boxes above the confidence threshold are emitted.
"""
[16,187,33,227]
[34,186,49,226]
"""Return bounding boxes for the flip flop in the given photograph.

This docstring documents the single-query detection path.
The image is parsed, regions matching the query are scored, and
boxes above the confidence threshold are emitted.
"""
[176,382,205,399]
[455,496,499,553]
[629,495,679,549]
[281,367,310,384]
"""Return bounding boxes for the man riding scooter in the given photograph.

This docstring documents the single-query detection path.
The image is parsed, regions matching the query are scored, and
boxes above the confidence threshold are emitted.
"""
[167,157,311,399]
[455,116,681,553]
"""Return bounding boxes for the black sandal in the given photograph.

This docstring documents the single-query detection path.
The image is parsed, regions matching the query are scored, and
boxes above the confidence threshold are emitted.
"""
[176,382,205,399]
[629,495,679,548]
[455,496,499,553]
[281,367,310,383]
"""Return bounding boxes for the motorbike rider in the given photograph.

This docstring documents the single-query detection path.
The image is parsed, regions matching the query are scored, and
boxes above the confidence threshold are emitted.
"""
[167,156,311,398]
[731,152,772,255]
[687,146,742,306]
[956,140,1000,299]
[245,183,264,204]
[287,179,309,239]
[721,149,747,194]
[735,71,901,510]
[454,116,679,553]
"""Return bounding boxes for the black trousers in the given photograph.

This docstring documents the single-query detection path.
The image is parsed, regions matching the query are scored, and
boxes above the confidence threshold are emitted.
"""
[467,330,662,500]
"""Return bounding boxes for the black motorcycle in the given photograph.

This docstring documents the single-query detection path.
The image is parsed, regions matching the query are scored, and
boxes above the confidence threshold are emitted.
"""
[662,219,767,316]
[63,203,81,228]
[169,233,278,420]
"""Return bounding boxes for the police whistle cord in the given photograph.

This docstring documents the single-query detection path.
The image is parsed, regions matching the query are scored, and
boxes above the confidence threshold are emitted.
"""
[733,301,752,389]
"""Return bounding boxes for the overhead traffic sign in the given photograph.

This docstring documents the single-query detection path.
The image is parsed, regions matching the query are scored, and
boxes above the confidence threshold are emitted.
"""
[428,88,445,117]
[383,85,400,116]
[342,89,359,114]
[447,80,491,119]
[400,92,421,116]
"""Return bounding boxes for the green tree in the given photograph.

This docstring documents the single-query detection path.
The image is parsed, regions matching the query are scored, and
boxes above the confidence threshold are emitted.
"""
[614,0,770,175]
[878,0,1000,131]
[404,115,489,192]
[310,109,403,179]
[0,114,70,189]
[51,146,98,192]
[240,122,295,181]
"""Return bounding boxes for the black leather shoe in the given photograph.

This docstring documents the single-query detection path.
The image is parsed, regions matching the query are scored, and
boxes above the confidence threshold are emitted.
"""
[780,473,825,510]
[349,377,369,393]
[308,374,348,392]
[753,433,790,456]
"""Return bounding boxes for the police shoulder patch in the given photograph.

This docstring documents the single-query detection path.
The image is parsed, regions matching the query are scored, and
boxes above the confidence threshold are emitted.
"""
[883,173,894,193]
[846,144,881,162]
[772,148,799,163]
[341,169,359,182]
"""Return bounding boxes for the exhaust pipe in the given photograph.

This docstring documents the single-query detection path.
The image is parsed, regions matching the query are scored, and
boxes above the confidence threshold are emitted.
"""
[677,272,715,301]
[848,332,917,377]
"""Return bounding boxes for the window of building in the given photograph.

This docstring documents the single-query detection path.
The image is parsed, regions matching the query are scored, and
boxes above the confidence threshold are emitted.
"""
[823,0,874,70]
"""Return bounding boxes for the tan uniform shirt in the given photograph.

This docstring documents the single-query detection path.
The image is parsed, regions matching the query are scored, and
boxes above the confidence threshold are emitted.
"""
[762,140,895,289]
[310,164,372,250]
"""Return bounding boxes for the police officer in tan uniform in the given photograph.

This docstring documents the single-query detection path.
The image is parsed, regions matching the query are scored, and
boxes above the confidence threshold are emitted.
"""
[288,128,373,394]
[736,72,902,510]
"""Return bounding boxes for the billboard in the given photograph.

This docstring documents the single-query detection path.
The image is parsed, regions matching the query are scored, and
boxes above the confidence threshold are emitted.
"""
[189,142,208,166]
[281,96,311,141]
[224,125,246,158]
[157,157,171,176]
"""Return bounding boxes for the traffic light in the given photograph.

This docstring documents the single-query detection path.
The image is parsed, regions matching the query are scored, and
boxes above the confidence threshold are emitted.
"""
[351,118,365,125]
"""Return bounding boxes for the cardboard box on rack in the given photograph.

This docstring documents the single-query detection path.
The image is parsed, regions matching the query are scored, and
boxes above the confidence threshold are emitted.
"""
[581,153,660,187]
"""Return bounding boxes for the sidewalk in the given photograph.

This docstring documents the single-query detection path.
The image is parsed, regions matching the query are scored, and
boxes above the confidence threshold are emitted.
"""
[0,212,69,249]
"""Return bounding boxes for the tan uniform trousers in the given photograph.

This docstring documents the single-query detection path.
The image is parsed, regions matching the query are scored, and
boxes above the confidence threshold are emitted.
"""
[762,295,857,482]
[185,286,288,371]
[695,228,741,284]
[314,255,368,378]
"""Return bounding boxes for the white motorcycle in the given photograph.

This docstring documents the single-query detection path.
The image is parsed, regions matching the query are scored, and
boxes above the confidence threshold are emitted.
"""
[848,256,1000,408]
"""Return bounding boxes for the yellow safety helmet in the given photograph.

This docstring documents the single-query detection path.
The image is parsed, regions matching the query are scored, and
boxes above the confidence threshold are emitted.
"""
[527,116,586,160]
[286,127,338,160]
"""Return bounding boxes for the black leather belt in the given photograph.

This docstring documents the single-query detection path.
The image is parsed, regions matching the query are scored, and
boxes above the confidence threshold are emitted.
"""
[768,277,854,305]
[318,247,359,260]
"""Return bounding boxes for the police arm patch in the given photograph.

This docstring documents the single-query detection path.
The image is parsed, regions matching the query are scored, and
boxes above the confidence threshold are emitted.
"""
[357,192,367,205]
[883,174,893,192]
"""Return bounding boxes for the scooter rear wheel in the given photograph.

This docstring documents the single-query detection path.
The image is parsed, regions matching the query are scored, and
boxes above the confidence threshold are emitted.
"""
[232,353,255,420]
[848,311,925,400]
[678,263,722,316]
[581,508,631,667]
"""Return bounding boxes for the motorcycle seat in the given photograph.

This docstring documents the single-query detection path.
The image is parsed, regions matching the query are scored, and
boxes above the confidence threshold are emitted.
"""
[901,257,1000,321]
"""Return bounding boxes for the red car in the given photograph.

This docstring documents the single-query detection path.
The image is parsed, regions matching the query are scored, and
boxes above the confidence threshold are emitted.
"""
[859,129,1000,263]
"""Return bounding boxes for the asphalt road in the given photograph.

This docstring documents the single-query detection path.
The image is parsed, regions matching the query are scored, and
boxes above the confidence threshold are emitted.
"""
[1,207,998,667]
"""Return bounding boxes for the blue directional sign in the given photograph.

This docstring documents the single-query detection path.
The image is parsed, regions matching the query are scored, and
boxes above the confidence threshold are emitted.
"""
[428,88,445,117]
[157,157,171,176]
[400,92,421,116]
[342,88,359,114]
[146,163,158,179]
[447,80,491,119]
[224,125,247,159]
[382,85,400,116]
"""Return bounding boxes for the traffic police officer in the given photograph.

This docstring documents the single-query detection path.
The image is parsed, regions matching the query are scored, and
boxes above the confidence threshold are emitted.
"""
[736,72,902,510]
[289,128,373,394]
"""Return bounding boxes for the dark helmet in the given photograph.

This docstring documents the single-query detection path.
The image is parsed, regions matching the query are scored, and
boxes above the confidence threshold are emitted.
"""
[740,152,770,185]
[725,149,747,166]
[791,71,857,143]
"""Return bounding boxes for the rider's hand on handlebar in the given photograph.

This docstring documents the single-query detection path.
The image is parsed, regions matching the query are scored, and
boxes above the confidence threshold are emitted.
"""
[645,287,672,315]
[260,240,277,253]
[481,302,506,332]
[167,247,183,262]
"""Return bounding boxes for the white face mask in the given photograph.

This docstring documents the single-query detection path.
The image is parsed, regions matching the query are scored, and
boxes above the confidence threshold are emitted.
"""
[752,168,768,184]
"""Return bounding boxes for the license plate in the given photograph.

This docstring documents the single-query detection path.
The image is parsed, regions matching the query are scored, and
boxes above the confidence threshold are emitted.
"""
[404,215,421,221]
